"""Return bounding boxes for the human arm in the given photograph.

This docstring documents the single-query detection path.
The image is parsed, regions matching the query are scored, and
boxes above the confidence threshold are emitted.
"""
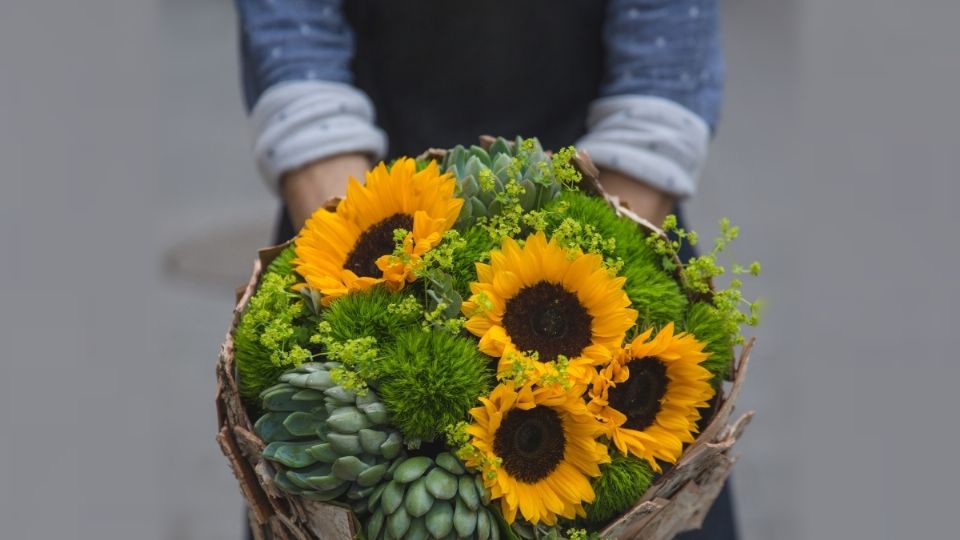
[235,0,385,229]
[577,0,724,226]
[280,153,369,229]
[595,166,676,227]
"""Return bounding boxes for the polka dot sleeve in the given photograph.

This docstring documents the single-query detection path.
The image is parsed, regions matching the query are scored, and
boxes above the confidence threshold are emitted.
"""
[576,95,709,198]
[598,0,724,130]
[235,0,387,190]
[236,0,356,108]
[581,0,723,197]
[250,81,387,192]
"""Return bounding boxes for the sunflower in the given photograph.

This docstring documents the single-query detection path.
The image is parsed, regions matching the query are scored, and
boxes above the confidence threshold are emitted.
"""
[293,158,463,304]
[588,323,715,471]
[465,381,610,526]
[461,232,637,385]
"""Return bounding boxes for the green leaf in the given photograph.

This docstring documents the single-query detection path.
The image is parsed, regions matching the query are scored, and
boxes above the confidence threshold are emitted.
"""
[282,411,327,436]
[393,456,433,484]
[489,507,522,540]
[254,412,297,442]
[488,137,511,157]
[263,441,321,468]
[425,467,458,500]
[404,477,435,518]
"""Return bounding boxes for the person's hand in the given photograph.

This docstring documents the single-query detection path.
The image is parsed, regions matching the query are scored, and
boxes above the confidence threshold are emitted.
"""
[596,167,676,228]
[281,153,373,231]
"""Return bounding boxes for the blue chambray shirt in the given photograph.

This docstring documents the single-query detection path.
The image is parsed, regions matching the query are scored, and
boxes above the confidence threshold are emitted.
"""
[235,0,724,131]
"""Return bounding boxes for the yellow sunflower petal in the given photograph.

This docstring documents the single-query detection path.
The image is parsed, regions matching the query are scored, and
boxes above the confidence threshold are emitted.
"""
[466,381,609,527]
[588,325,716,467]
[293,157,461,303]
[462,231,635,372]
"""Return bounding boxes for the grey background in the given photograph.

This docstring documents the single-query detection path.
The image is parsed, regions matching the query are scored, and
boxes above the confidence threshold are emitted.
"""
[1,0,957,539]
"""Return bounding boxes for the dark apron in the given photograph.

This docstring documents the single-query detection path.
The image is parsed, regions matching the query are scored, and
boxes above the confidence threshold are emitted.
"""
[272,2,737,538]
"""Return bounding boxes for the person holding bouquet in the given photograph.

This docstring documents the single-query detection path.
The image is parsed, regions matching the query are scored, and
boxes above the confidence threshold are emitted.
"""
[232,1,732,538]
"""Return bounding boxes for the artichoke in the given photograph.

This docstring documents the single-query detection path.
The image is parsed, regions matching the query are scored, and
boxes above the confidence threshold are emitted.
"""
[254,362,404,512]
[365,453,500,540]
[442,136,563,228]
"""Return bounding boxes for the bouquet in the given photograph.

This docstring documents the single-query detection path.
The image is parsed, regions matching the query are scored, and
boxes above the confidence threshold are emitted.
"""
[216,136,759,539]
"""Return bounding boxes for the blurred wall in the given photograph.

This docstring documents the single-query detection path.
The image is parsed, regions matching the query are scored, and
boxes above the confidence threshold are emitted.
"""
[1,1,958,539]
[0,2,261,539]
[693,1,960,538]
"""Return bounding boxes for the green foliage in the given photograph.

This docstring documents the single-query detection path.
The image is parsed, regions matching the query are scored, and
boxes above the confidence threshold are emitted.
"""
[414,231,471,333]
[234,246,313,401]
[447,225,499,295]
[543,191,688,326]
[651,217,763,345]
[441,136,580,234]
[382,228,475,334]
[419,291,467,335]
[548,203,624,275]
[685,301,736,381]
[320,286,421,344]
[419,229,467,274]
[311,326,381,395]
[484,174,528,244]
[379,329,494,443]
[582,452,654,526]
[565,529,609,540]
[256,362,405,510]
[309,286,423,395]
[265,244,298,276]
[510,521,611,540]
[414,158,432,171]
[550,145,585,190]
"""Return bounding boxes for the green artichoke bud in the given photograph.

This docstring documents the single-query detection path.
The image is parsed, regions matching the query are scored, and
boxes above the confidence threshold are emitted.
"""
[365,452,499,540]
[255,362,405,511]
[441,136,564,229]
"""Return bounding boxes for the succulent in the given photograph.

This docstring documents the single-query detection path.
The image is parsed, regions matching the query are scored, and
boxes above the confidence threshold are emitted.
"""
[422,271,464,322]
[234,245,313,403]
[254,362,404,513]
[442,136,563,229]
[365,453,501,540]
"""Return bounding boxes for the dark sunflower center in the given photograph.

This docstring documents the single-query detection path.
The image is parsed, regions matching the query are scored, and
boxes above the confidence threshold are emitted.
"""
[494,405,566,483]
[608,357,669,431]
[501,282,593,362]
[343,213,413,277]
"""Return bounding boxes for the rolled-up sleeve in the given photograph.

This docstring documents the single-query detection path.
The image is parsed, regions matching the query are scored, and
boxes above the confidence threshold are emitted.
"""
[576,0,724,197]
[235,0,386,191]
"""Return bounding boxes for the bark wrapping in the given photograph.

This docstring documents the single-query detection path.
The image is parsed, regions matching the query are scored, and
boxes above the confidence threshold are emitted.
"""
[215,150,753,539]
